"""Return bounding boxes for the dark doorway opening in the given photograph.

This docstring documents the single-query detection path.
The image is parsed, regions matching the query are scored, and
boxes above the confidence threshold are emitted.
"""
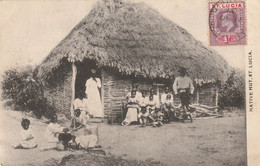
[75,59,101,98]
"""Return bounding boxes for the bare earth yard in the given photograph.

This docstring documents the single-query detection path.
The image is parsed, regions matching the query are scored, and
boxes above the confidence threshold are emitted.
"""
[0,108,246,166]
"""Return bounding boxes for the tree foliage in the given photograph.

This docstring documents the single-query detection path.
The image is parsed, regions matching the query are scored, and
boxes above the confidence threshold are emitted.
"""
[1,66,55,118]
[218,68,245,110]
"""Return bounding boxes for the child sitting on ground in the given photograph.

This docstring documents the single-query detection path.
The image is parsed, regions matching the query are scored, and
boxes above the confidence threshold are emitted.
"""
[71,109,84,130]
[13,118,37,149]
[41,114,64,151]
[150,109,164,127]
[138,106,149,127]
[79,110,90,127]
[75,128,97,150]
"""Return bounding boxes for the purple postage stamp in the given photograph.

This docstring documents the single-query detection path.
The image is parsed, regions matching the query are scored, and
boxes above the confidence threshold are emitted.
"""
[209,0,246,46]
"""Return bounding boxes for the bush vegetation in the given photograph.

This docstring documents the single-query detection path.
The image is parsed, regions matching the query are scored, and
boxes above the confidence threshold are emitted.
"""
[1,65,55,118]
[218,68,245,110]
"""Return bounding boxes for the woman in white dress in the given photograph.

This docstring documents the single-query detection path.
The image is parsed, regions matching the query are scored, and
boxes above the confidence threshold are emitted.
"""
[85,69,103,118]
[122,90,140,126]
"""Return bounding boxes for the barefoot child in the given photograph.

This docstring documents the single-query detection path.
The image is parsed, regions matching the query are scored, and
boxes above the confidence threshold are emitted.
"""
[13,118,37,149]
[71,109,84,130]
[138,106,149,127]
[150,109,164,127]
[75,126,98,150]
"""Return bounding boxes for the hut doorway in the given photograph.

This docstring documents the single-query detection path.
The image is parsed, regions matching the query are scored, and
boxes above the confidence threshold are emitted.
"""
[75,59,101,99]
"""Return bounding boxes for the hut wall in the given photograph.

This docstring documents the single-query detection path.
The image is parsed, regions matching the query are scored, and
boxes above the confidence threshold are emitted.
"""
[43,66,72,115]
[198,86,217,106]
[42,65,216,120]
[102,69,152,123]
[172,91,196,106]
[172,86,216,106]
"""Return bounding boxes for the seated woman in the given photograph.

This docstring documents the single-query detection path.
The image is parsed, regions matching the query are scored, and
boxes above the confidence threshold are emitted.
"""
[146,95,159,113]
[121,90,140,126]
[41,114,65,151]
[138,91,148,106]
[13,118,37,149]
[70,109,100,150]
[149,88,160,105]
[74,94,89,113]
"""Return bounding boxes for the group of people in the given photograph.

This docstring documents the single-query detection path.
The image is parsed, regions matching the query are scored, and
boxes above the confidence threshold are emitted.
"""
[122,68,194,127]
[13,113,101,151]
[13,68,104,151]
[13,67,194,149]
[122,87,174,127]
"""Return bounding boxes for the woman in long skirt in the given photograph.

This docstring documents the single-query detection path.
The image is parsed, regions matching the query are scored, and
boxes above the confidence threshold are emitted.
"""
[122,90,140,126]
[85,69,103,118]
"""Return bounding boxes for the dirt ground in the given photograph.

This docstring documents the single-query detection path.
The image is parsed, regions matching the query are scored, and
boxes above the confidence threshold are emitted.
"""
[0,108,246,166]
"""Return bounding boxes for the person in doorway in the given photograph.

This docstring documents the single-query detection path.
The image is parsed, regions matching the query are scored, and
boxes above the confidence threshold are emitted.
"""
[173,68,194,121]
[85,69,103,118]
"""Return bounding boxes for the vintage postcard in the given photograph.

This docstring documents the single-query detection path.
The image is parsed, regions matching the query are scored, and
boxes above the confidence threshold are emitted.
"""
[0,0,259,165]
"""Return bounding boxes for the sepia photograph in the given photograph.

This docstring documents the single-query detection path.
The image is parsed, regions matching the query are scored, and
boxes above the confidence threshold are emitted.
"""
[0,0,255,165]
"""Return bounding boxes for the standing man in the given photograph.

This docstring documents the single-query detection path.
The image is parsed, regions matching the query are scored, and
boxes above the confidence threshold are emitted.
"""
[173,68,194,121]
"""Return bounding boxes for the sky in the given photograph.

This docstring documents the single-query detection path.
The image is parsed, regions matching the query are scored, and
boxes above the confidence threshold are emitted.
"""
[0,0,245,74]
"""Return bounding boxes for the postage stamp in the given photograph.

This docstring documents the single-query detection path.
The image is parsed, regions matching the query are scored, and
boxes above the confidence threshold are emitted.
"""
[209,0,246,46]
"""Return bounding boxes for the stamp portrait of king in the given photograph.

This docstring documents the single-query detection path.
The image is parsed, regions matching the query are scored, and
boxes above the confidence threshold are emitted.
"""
[209,0,246,46]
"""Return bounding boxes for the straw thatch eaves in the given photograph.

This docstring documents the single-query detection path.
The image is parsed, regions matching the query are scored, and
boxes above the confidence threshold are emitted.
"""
[37,0,229,81]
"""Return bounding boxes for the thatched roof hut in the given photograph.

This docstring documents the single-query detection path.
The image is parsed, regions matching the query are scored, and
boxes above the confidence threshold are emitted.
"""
[37,0,230,122]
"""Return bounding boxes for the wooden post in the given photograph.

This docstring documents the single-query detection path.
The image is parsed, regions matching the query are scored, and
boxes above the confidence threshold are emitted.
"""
[215,87,219,106]
[196,86,200,105]
[70,62,77,117]
[101,69,105,122]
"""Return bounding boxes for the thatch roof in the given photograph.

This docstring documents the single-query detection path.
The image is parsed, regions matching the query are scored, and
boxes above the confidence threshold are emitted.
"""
[37,0,230,81]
